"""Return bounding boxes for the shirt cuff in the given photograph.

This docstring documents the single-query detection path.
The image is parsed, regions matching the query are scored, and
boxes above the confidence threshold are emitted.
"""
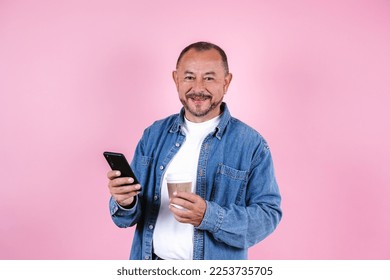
[110,196,138,216]
[196,200,225,232]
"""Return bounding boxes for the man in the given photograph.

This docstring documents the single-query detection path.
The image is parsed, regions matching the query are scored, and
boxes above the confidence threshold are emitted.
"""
[107,42,282,260]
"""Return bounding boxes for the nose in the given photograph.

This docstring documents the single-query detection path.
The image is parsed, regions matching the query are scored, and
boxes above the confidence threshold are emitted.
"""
[192,78,205,93]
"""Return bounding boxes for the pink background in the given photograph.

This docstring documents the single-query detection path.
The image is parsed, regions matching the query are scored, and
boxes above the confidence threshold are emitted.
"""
[1,0,390,259]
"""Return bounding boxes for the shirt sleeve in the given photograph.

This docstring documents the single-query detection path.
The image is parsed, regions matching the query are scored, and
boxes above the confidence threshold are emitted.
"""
[109,195,141,228]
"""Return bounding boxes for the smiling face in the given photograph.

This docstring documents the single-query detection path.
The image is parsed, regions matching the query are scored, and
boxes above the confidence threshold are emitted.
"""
[173,48,232,123]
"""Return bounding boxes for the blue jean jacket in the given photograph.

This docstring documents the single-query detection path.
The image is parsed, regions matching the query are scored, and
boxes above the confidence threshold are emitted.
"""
[109,103,282,260]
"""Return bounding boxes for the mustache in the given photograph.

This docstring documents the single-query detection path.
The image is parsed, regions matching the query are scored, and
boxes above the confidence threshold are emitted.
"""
[186,92,212,99]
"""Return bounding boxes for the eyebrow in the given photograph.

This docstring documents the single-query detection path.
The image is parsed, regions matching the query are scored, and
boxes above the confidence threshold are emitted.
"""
[184,71,216,75]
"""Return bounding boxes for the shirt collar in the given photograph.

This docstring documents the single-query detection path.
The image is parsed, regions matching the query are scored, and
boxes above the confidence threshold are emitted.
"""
[169,102,231,140]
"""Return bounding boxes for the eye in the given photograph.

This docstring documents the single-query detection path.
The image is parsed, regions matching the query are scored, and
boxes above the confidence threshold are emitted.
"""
[204,76,214,81]
[184,76,195,81]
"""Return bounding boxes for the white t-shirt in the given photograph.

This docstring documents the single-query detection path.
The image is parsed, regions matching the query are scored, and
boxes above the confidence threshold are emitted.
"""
[153,115,220,259]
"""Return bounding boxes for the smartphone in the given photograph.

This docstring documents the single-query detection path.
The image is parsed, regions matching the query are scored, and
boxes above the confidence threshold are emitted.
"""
[103,151,140,185]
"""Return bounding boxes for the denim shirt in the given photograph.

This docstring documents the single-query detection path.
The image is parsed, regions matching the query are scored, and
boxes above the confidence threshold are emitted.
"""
[109,103,282,260]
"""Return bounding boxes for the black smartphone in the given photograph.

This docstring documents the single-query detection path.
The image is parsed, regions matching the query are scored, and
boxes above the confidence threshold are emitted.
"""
[103,151,140,185]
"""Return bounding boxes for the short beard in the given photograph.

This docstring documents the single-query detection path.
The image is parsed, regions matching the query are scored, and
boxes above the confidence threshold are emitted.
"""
[180,92,223,118]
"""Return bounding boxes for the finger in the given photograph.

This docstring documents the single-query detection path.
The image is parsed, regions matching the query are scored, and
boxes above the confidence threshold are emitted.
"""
[170,197,195,210]
[170,204,205,227]
[107,170,121,180]
[169,205,192,220]
[112,186,141,207]
[170,206,202,226]
[110,177,135,188]
[115,191,139,201]
[111,184,141,195]
[172,214,191,224]
[172,191,198,203]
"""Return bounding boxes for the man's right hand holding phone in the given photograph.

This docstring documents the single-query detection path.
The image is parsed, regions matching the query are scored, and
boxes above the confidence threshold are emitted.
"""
[107,170,142,208]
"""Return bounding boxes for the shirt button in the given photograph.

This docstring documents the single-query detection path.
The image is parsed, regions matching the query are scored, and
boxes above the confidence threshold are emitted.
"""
[149,225,154,230]
[154,195,158,201]
[160,165,164,170]
[175,143,180,147]
[145,256,150,260]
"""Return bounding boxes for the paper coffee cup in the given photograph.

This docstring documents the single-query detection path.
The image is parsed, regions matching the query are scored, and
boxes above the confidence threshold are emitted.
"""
[166,173,192,209]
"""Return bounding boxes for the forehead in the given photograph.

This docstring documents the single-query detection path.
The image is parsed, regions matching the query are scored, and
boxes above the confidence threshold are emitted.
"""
[177,49,224,73]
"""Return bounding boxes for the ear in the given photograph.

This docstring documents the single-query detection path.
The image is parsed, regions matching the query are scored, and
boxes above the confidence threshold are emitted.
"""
[223,73,233,93]
[172,71,179,90]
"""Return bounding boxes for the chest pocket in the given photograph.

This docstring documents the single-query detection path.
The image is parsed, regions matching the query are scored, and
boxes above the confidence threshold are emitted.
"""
[210,164,249,206]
